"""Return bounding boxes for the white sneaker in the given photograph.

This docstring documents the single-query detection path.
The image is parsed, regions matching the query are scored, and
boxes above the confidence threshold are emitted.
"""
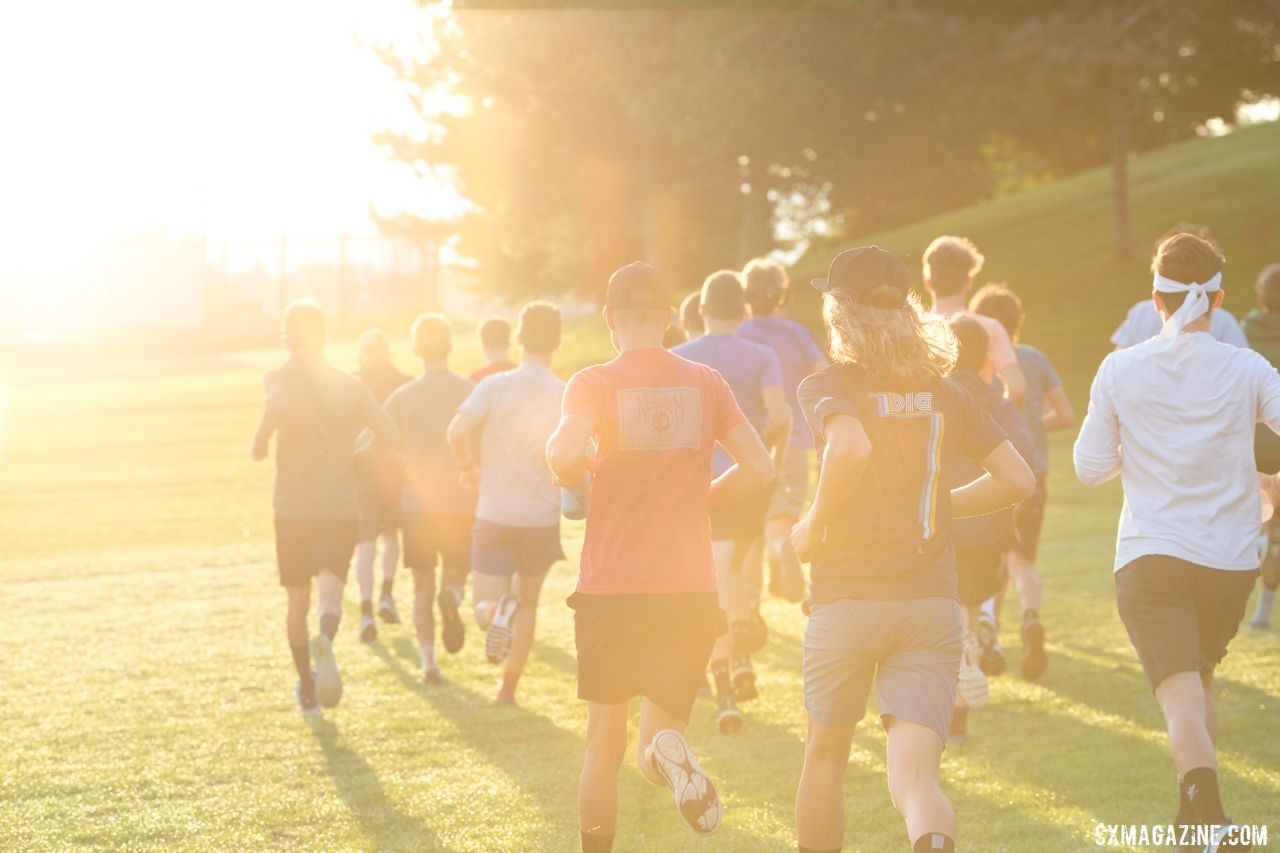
[644,729,721,836]
[358,614,377,643]
[485,594,520,665]
[958,632,989,708]
[310,633,343,709]
[295,681,321,718]
[1204,822,1245,852]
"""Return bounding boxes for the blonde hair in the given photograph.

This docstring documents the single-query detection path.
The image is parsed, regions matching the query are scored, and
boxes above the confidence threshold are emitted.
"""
[923,235,985,297]
[824,290,957,386]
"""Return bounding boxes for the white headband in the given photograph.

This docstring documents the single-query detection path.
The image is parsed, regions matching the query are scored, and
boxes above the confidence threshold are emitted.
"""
[1154,271,1222,341]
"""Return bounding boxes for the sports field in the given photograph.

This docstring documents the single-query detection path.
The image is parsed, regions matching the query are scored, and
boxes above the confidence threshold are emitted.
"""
[2,333,1278,852]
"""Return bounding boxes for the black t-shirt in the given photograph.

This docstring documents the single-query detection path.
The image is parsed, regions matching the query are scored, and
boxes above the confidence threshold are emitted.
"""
[797,364,1007,603]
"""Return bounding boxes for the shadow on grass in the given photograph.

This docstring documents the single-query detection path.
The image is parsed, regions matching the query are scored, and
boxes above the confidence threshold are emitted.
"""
[307,718,450,852]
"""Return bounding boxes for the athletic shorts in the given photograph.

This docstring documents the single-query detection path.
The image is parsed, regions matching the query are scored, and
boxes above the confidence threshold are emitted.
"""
[402,512,472,589]
[356,475,400,542]
[1012,476,1048,561]
[1115,555,1257,691]
[568,591,725,722]
[803,596,963,743]
[767,451,810,520]
[710,484,774,553]
[275,517,358,588]
[956,545,1006,607]
[472,519,563,578]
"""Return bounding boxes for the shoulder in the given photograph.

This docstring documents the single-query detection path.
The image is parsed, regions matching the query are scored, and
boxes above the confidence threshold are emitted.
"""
[799,363,857,397]
[1125,300,1154,321]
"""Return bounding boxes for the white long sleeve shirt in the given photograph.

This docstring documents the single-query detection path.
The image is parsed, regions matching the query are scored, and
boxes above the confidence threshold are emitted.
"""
[1074,331,1280,572]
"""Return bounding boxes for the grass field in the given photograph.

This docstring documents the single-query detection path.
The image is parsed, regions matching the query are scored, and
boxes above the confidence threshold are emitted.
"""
[4,125,1280,850]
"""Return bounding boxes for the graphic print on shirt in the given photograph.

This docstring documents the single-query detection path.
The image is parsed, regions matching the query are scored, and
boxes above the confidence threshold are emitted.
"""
[617,386,702,451]
[869,391,946,542]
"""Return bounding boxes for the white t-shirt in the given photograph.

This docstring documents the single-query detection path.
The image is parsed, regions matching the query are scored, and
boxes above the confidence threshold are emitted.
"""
[1110,300,1247,349]
[1074,331,1280,571]
[457,361,565,527]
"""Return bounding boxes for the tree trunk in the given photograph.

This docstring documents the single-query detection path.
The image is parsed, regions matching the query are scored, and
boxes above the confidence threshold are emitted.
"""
[1109,96,1133,261]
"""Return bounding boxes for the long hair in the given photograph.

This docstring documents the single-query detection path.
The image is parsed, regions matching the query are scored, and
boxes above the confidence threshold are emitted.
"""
[823,289,957,387]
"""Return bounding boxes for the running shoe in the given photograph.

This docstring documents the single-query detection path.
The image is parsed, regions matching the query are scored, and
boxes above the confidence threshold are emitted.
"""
[1020,614,1048,680]
[715,694,742,734]
[295,679,321,718]
[958,633,989,708]
[645,729,722,836]
[1251,615,1271,630]
[421,666,443,685]
[976,617,1007,677]
[1205,821,1251,852]
[358,613,378,643]
[731,655,758,703]
[947,705,968,745]
[485,593,520,665]
[309,633,343,709]
[377,594,401,625]
[438,586,466,654]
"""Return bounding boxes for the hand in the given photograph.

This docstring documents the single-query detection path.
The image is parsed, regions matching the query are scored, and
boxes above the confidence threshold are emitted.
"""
[250,440,268,462]
[459,467,480,491]
[791,515,824,563]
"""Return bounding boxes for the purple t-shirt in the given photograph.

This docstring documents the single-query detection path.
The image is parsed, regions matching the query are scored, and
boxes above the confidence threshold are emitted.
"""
[673,333,783,474]
[738,316,826,449]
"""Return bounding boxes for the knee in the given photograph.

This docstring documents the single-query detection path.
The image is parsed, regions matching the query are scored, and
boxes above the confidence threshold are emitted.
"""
[887,764,937,811]
[585,730,626,770]
[805,725,853,766]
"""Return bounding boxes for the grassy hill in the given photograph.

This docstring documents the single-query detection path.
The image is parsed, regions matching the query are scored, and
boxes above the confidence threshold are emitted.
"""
[789,120,1280,393]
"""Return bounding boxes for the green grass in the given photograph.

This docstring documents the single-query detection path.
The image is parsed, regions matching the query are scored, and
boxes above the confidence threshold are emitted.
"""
[4,126,1280,850]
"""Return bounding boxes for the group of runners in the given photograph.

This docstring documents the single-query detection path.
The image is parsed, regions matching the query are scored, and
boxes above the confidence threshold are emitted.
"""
[252,224,1276,851]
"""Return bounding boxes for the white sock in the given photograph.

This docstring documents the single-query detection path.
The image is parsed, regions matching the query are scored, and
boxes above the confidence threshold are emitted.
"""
[475,600,498,629]
[980,596,997,625]
[1255,587,1276,622]
[419,643,436,671]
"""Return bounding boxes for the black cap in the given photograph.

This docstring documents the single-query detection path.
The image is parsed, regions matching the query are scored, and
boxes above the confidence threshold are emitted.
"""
[606,261,672,310]
[811,245,909,308]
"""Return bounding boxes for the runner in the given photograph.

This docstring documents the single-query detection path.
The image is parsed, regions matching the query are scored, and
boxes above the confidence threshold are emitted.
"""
[384,314,477,683]
[447,301,566,706]
[971,284,1075,679]
[470,316,517,382]
[739,257,827,604]
[674,270,791,732]
[250,300,399,717]
[547,261,774,850]
[921,235,1027,403]
[1075,231,1273,845]
[791,246,1034,853]
[1245,262,1280,629]
[680,290,704,341]
[352,329,412,642]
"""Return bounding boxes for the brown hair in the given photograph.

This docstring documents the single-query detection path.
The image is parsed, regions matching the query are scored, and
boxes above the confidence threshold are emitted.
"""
[923,236,985,298]
[282,299,326,353]
[949,316,989,373]
[742,257,789,316]
[411,313,452,361]
[478,316,511,351]
[516,301,561,355]
[679,291,703,336]
[970,283,1024,340]
[1152,232,1226,313]
[701,269,746,321]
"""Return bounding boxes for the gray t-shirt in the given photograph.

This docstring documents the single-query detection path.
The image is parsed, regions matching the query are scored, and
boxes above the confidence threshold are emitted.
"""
[457,362,565,527]
[384,369,478,517]
[265,355,398,520]
[1015,344,1061,476]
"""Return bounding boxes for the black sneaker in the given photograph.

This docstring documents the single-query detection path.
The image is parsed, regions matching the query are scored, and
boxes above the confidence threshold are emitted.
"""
[437,586,466,654]
[715,694,742,734]
[485,594,520,664]
[976,617,1007,677]
[1020,614,1048,681]
[731,655,758,703]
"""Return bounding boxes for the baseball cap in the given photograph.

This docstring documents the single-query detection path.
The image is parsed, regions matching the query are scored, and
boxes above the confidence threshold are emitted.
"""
[811,245,910,308]
[606,261,672,310]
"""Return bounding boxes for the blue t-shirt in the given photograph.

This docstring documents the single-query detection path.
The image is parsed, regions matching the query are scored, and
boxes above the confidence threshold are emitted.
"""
[737,316,826,449]
[1014,344,1061,476]
[674,333,783,474]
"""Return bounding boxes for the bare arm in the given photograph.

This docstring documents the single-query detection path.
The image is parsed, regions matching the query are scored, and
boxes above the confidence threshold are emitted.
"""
[791,414,870,561]
[547,413,595,487]
[951,441,1036,518]
[709,421,774,509]
[250,378,287,461]
[447,411,482,488]
[1041,384,1075,432]
[998,360,1027,404]
[761,385,793,471]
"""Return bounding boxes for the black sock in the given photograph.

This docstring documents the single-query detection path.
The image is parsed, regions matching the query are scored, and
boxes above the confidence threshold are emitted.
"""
[1175,776,1195,826]
[381,579,394,598]
[360,600,373,618]
[1181,766,1227,825]
[290,644,313,692]
[580,831,614,853]
[711,660,733,701]
[913,833,954,853]
[1023,609,1039,624]
[320,613,340,641]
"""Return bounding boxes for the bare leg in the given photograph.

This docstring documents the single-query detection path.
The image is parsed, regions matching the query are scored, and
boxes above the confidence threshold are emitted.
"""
[886,718,955,844]
[412,567,438,674]
[285,586,312,695]
[315,570,344,636]
[507,571,547,677]
[1007,550,1042,613]
[380,530,400,588]
[472,571,510,629]
[795,713,855,851]
[354,541,376,605]
[1155,671,1216,774]
[580,701,628,838]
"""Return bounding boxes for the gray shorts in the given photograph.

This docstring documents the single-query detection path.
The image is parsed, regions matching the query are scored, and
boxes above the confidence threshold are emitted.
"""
[803,596,962,743]
[768,450,811,520]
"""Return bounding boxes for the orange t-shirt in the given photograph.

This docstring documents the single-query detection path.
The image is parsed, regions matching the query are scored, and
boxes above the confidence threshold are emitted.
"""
[562,348,748,595]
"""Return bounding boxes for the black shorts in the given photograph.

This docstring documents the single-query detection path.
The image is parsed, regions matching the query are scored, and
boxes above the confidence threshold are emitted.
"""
[275,517,358,588]
[956,545,1006,607]
[356,476,400,542]
[709,484,773,553]
[1115,555,1257,691]
[1012,476,1048,561]
[402,512,472,583]
[568,591,726,722]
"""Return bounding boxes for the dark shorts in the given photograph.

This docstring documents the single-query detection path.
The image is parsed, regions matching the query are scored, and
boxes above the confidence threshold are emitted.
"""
[1012,476,1048,561]
[402,513,472,582]
[472,519,564,578]
[568,591,726,722]
[1115,555,1258,691]
[275,517,358,588]
[956,545,1006,607]
[356,476,401,542]
[709,484,774,555]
